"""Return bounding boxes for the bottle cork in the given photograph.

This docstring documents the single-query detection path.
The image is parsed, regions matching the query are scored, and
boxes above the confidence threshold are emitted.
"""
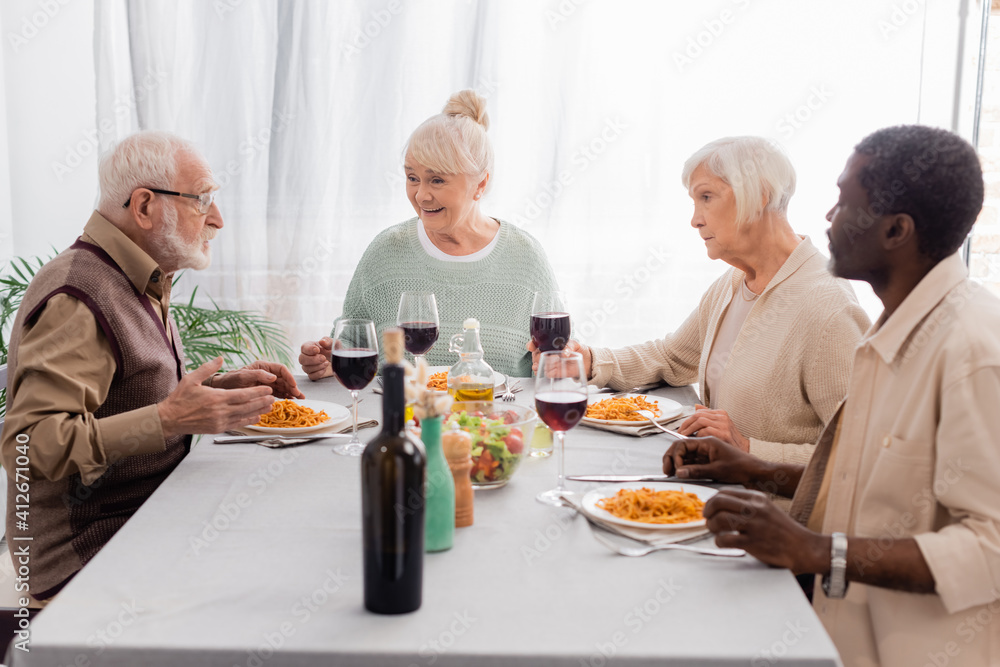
[442,423,474,527]
[383,328,404,365]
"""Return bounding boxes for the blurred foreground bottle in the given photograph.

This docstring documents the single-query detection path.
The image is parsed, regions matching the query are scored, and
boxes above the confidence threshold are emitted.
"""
[422,412,455,552]
[362,328,425,614]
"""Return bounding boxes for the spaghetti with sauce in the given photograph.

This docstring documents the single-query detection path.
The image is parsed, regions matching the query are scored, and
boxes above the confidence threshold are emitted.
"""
[586,395,662,422]
[426,372,448,391]
[596,487,704,524]
[255,400,330,428]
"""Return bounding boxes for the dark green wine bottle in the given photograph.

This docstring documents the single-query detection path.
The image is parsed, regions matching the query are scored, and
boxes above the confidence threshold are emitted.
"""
[362,329,425,613]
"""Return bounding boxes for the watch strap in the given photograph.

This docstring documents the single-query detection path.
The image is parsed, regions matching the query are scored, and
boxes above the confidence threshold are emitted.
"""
[822,532,849,599]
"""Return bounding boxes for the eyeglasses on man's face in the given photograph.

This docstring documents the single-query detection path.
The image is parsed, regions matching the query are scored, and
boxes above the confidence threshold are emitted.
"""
[123,188,217,215]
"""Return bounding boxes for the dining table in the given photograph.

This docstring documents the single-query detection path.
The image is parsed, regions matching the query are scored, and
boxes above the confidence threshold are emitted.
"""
[11,375,843,666]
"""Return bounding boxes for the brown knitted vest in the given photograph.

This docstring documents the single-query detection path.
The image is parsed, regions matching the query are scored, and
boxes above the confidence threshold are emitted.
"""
[5,239,190,599]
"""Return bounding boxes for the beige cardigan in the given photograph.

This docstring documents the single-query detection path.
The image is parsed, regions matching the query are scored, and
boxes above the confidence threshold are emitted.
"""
[590,238,870,466]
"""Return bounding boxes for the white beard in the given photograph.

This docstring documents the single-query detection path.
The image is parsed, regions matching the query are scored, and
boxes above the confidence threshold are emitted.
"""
[153,201,212,271]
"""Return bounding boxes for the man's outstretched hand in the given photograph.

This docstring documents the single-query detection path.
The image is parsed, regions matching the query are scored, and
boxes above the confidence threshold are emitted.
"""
[159,357,276,438]
[212,360,305,399]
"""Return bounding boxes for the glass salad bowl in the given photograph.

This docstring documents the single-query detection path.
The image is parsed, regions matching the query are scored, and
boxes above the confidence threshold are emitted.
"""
[446,402,538,489]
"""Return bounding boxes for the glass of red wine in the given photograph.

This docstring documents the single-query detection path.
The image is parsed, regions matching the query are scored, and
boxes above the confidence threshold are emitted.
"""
[531,291,570,352]
[396,292,439,365]
[330,318,379,456]
[534,351,587,505]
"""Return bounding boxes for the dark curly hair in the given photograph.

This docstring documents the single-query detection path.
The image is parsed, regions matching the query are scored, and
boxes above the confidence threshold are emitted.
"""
[854,125,984,262]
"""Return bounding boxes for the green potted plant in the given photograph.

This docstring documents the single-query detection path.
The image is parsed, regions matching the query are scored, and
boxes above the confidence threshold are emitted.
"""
[0,255,294,421]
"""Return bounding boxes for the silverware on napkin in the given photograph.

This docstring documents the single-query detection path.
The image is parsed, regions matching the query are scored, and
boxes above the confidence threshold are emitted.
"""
[589,524,745,558]
[214,433,351,444]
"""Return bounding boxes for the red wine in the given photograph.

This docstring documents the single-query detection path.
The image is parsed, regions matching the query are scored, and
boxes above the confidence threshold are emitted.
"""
[362,344,425,614]
[400,322,439,356]
[535,391,587,432]
[531,312,570,352]
[332,349,378,390]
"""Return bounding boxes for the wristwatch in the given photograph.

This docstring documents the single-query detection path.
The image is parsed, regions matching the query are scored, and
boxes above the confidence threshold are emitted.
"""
[821,532,849,599]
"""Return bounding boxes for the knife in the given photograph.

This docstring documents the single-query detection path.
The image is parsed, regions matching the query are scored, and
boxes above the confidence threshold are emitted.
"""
[213,433,351,444]
[567,474,716,483]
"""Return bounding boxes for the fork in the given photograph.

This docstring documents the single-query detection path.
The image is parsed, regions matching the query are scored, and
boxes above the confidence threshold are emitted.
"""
[589,524,745,558]
[635,409,685,438]
[499,380,520,402]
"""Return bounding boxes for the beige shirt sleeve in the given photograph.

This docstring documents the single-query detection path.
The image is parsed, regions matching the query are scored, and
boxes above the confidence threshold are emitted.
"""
[913,365,1000,614]
[589,304,703,390]
[1,294,166,485]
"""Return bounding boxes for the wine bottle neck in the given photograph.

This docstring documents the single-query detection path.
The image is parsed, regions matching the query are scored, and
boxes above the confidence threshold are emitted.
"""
[381,364,406,433]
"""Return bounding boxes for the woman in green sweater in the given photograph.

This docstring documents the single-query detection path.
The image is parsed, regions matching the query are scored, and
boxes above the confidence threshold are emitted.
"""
[299,90,559,379]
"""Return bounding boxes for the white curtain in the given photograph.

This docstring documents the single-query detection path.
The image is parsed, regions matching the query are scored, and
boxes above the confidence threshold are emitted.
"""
[92,0,986,355]
[0,33,13,270]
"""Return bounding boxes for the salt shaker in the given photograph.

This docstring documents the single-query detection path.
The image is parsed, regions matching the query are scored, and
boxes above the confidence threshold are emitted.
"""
[442,423,474,527]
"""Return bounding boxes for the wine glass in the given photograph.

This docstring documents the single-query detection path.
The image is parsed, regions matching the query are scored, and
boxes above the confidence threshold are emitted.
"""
[531,291,570,352]
[330,318,379,456]
[534,351,587,505]
[397,291,440,365]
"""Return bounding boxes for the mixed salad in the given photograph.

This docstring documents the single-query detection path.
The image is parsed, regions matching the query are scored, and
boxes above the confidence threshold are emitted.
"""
[446,409,526,485]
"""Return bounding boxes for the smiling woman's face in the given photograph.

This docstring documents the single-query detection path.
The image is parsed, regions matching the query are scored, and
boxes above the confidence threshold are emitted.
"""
[688,163,740,261]
[404,155,482,232]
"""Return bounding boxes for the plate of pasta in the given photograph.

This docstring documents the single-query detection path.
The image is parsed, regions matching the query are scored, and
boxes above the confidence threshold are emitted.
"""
[245,399,351,435]
[426,366,506,391]
[582,394,683,426]
[582,482,715,530]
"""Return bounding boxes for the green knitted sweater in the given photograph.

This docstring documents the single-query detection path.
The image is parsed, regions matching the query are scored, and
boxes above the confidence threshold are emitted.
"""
[340,217,559,377]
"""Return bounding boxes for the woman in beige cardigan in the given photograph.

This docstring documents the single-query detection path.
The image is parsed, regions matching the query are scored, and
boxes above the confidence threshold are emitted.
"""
[534,137,870,466]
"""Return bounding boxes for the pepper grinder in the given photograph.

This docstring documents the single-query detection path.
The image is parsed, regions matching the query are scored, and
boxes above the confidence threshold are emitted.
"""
[442,423,474,527]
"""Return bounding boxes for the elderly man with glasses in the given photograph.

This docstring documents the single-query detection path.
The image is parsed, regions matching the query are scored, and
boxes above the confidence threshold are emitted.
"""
[0,130,303,603]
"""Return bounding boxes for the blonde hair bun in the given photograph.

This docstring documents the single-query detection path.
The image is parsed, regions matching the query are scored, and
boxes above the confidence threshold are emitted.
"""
[443,89,489,131]
[404,89,495,195]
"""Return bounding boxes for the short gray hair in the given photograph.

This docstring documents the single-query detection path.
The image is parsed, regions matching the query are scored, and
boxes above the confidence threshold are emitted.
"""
[98,130,198,213]
[681,136,796,227]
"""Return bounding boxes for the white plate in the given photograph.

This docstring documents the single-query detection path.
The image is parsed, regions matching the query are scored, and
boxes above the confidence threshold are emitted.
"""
[427,366,506,389]
[582,394,683,426]
[581,482,717,530]
[244,400,351,434]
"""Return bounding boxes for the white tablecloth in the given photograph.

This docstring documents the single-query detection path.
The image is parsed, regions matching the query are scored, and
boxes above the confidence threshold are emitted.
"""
[13,377,842,666]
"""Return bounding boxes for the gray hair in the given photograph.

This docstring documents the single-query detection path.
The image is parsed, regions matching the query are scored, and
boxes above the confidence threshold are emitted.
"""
[98,130,198,213]
[681,136,796,227]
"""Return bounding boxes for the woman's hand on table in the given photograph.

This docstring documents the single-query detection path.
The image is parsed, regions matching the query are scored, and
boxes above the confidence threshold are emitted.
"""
[678,405,750,452]
[299,338,334,381]
[527,339,592,378]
